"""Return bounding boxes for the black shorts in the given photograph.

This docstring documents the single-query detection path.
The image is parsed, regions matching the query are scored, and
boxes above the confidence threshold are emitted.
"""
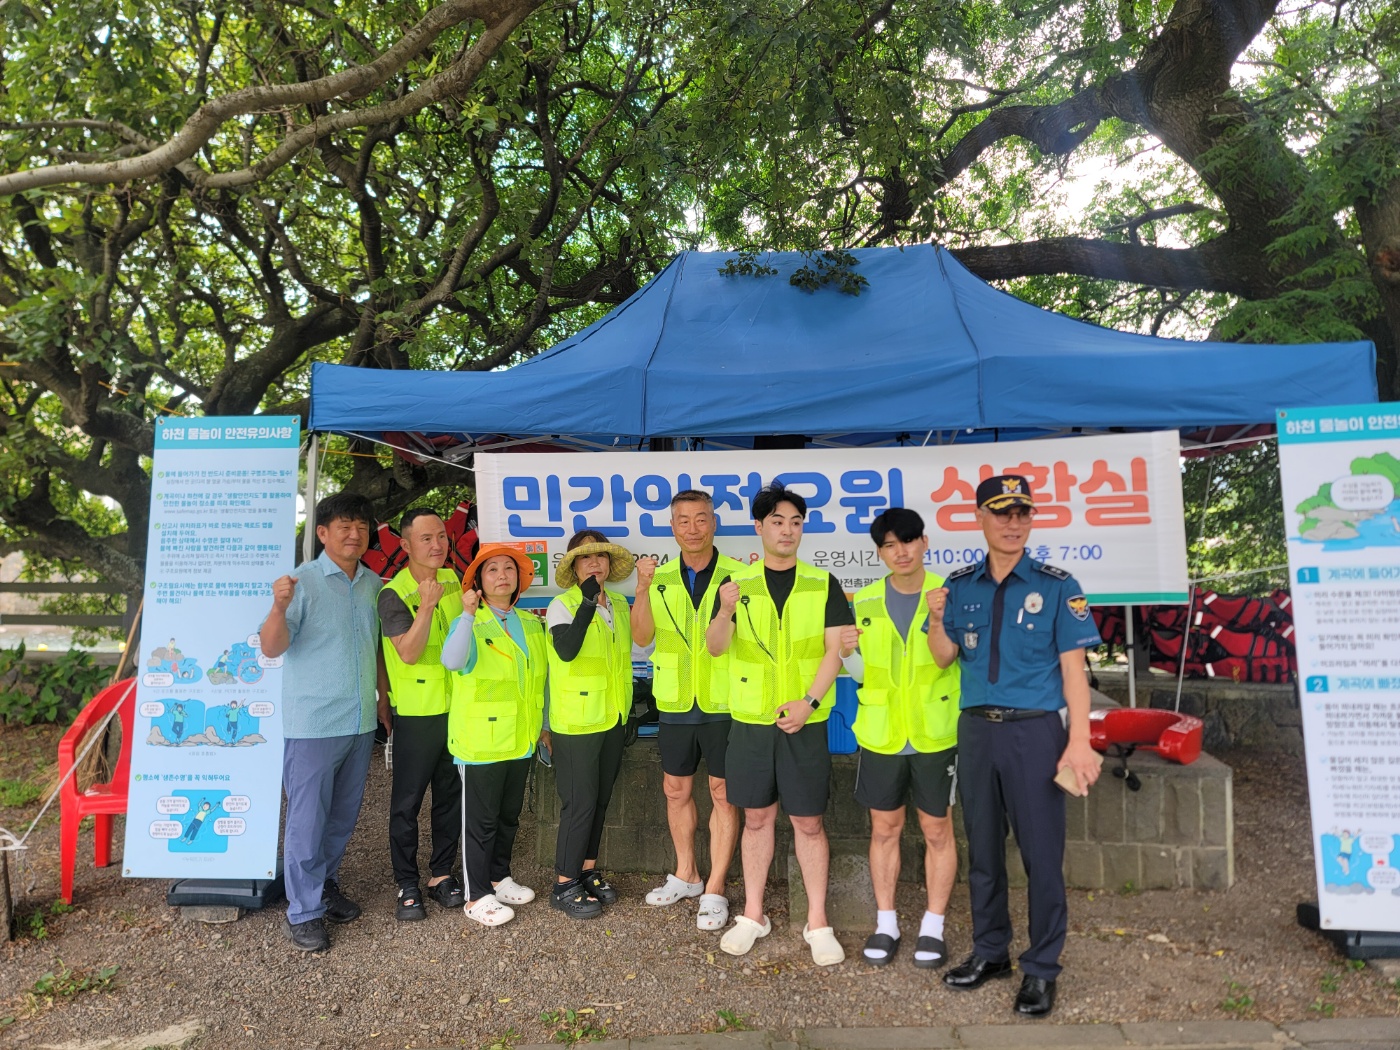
[657,718,731,778]
[854,747,958,817]
[725,720,831,817]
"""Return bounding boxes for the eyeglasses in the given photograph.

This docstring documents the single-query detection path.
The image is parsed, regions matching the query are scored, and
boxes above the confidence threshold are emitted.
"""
[986,507,1037,522]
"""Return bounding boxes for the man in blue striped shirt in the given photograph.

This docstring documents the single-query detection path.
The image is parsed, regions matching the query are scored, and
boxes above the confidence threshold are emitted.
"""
[261,491,388,952]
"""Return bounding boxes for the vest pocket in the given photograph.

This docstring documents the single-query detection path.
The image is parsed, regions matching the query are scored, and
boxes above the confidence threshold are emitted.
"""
[557,675,609,728]
[855,687,892,749]
[650,650,681,709]
[461,701,518,758]
[729,663,767,719]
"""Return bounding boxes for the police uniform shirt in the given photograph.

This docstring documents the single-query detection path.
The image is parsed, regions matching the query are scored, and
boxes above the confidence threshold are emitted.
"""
[942,557,1101,711]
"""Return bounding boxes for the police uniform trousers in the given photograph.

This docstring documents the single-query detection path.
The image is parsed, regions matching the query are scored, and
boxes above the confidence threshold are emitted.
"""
[388,713,462,889]
[957,709,1069,981]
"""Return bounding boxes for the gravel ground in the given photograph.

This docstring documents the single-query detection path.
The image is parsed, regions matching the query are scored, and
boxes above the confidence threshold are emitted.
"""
[2,725,1398,1049]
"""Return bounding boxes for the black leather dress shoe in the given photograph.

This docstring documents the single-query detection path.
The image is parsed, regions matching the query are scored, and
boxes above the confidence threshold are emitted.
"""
[942,953,1014,989]
[1014,975,1057,1016]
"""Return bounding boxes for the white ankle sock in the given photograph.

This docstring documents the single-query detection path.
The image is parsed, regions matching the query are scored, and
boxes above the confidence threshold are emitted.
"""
[915,911,946,962]
[864,910,900,960]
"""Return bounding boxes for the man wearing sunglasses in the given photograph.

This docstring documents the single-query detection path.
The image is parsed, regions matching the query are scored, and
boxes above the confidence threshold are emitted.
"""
[926,475,1103,1018]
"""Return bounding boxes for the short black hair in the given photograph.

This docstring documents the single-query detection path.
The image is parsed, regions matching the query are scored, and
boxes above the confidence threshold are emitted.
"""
[751,480,807,522]
[399,507,444,532]
[316,491,374,529]
[870,507,925,545]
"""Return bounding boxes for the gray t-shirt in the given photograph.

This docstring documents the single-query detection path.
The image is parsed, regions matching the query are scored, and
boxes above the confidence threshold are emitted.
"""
[378,589,414,637]
[883,579,922,640]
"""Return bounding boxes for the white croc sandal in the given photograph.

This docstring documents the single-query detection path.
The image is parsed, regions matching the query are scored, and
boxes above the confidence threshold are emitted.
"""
[645,873,704,906]
[463,894,515,927]
[803,924,846,966]
[696,894,730,932]
[492,877,535,905]
[719,914,771,956]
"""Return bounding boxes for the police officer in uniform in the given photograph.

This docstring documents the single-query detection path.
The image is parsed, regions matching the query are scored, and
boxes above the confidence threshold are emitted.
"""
[927,475,1102,1017]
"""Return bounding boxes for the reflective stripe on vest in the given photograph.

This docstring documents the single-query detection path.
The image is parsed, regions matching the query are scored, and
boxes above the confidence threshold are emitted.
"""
[727,560,836,726]
[382,567,464,716]
[648,552,745,714]
[447,607,547,763]
[546,587,633,734]
[851,572,961,754]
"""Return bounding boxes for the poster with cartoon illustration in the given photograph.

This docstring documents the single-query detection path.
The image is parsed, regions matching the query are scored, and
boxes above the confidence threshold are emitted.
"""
[1278,403,1400,932]
[122,417,299,879]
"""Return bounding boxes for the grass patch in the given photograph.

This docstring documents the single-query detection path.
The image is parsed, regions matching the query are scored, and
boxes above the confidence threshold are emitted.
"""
[0,777,42,808]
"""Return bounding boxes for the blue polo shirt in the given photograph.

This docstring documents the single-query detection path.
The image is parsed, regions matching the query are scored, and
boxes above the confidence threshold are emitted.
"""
[279,551,381,738]
[942,556,1101,711]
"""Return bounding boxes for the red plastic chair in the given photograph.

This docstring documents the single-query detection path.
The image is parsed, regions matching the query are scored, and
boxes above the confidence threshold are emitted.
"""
[58,678,136,903]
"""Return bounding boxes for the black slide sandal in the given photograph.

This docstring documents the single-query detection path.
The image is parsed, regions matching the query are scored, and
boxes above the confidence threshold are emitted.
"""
[913,935,947,969]
[862,932,900,966]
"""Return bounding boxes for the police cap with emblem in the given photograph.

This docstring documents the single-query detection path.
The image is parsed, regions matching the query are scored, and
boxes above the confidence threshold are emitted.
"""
[975,474,1035,511]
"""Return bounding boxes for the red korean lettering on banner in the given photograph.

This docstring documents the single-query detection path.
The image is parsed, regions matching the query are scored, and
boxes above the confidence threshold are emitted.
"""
[1081,456,1152,525]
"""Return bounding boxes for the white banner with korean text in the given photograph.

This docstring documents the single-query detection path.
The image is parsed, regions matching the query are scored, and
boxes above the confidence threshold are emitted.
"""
[475,432,1188,608]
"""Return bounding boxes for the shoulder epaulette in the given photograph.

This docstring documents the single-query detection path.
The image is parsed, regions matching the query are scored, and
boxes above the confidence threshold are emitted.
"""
[945,564,977,582]
[1035,562,1071,580]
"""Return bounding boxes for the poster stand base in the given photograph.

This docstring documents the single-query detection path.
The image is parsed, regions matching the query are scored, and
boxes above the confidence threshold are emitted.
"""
[167,868,283,912]
[1297,902,1400,959]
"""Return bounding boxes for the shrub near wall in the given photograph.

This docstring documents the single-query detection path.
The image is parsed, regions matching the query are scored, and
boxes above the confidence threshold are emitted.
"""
[0,644,109,725]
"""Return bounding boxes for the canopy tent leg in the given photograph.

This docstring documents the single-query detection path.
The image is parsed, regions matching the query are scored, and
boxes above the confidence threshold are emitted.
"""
[302,432,319,563]
[1124,604,1136,708]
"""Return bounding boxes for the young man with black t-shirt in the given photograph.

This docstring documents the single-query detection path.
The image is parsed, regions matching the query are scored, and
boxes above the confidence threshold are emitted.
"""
[705,481,853,966]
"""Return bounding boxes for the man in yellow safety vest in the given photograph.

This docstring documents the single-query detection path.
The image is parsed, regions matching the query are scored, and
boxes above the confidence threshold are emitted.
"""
[378,508,465,921]
[632,490,743,932]
[841,507,961,970]
[705,481,853,967]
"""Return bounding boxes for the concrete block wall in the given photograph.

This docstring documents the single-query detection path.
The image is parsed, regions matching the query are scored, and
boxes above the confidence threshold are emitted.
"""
[532,738,1234,898]
[1094,669,1302,754]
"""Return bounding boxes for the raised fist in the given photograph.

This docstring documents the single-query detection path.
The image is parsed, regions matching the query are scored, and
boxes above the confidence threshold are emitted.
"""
[461,587,481,616]
[635,556,658,590]
[418,578,445,608]
[838,624,862,656]
[925,587,949,621]
[580,575,602,603]
[718,580,740,613]
[271,575,298,612]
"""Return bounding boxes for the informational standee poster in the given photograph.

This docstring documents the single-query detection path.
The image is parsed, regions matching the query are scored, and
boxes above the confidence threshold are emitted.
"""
[475,431,1188,608]
[122,416,299,879]
[1278,402,1400,932]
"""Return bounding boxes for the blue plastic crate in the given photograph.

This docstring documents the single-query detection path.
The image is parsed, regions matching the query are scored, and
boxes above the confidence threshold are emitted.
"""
[826,677,859,755]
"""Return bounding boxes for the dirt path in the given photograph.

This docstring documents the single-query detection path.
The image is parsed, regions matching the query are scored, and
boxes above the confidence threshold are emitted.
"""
[1,729,1396,1048]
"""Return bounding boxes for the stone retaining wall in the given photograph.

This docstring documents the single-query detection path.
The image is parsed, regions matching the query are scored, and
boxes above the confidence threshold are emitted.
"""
[1093,669,1301,754]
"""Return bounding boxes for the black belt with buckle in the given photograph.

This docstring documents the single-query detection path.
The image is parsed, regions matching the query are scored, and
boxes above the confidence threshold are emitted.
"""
[964,706,1050,723]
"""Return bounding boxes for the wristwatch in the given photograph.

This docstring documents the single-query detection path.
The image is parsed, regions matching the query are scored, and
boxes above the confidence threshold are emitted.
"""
[803,693,821,710]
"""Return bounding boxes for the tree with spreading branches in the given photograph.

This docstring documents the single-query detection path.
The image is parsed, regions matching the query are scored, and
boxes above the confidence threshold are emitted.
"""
[2,0,1397,604]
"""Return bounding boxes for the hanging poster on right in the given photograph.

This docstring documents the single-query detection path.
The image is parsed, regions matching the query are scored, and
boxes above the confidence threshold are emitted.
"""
[1278,402,1400,933]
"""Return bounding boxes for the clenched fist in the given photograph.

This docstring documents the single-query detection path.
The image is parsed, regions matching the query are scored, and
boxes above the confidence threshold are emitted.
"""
[925,587,949,622]
[635,556,658,590]
[717,580,740,613]
[418,578,444,609]
[838,624,862,657]
[461,587,481,616]
[271,575,298,612]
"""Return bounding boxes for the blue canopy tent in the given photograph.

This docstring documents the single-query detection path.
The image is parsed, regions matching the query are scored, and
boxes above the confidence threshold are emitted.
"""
[308,244,1377,452]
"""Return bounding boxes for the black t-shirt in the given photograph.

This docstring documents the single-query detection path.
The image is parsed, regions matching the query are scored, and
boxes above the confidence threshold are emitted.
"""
[711,566,853,627]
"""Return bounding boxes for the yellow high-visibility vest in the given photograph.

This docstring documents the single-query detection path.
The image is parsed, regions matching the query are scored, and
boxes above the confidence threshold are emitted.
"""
[448,606,547,762]
[546,587,633,734]
[851,572,961,754]
[648,552,746,714]
[381,567,464,716]
[727,560,837,726]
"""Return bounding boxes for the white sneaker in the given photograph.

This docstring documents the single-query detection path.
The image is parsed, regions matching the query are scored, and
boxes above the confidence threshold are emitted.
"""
[492,877,535,905]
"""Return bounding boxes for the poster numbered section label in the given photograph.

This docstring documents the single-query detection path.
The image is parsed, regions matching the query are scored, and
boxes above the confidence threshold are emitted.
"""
[123,417,299,879]
[1278,403,1400,933]
[475,431,1188,606]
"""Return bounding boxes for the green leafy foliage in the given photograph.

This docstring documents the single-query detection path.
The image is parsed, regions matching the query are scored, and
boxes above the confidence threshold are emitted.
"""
[1181,444,1287,594]
[0,643,110,725]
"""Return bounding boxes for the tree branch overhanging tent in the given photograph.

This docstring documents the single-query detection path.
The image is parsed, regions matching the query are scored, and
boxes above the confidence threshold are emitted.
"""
[308,245,1378,451]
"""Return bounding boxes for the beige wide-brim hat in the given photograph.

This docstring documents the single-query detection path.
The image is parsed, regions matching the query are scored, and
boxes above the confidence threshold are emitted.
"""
[554,540,636,589]
[462,544,536,603]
